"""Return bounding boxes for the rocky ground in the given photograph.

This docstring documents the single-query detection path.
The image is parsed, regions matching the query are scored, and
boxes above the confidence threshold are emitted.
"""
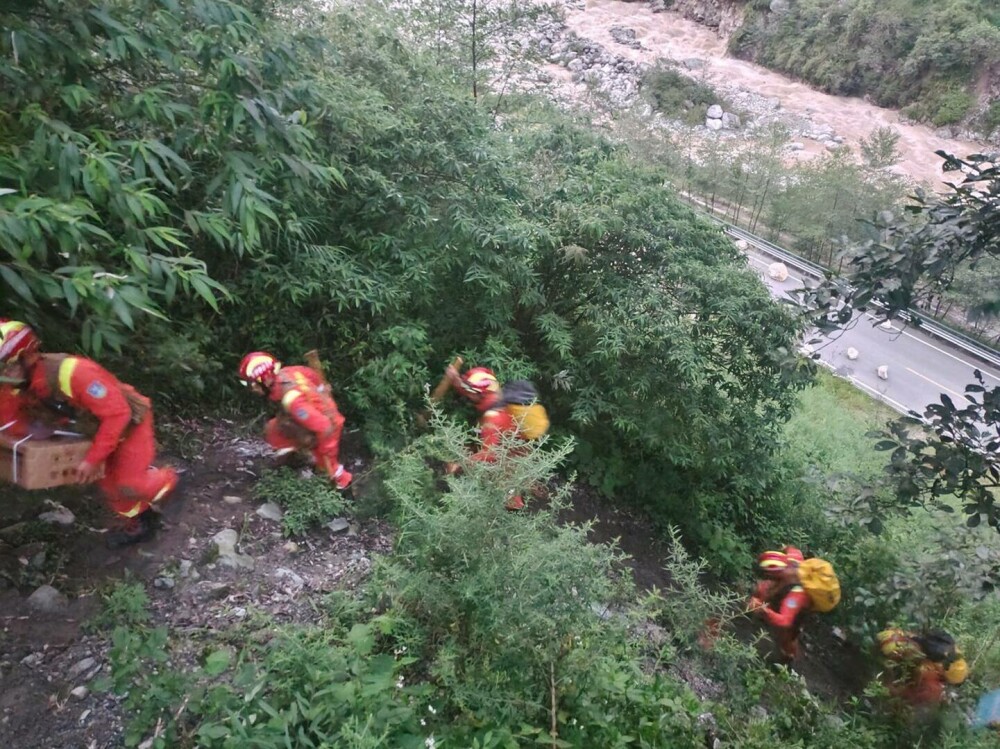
[517,0,993,189]
[0,420,386,749]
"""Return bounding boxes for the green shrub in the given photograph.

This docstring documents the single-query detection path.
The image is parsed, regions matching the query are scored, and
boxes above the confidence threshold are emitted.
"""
[253,468,348,537]
[980,101,1000,134]
[85,575,150,632]
[641,65,718,120]
[931,89,975,126]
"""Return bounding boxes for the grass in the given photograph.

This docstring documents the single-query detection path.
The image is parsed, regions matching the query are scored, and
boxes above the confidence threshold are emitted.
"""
[784,369,896,480]
[787,370,1000,553]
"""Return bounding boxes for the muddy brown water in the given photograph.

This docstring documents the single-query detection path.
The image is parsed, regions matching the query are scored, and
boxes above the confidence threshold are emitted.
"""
[563,0,990,190]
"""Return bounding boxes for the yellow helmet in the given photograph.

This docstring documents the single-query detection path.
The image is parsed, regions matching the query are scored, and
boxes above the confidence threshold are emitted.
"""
[0,320,40,363]
[944,658,968,685]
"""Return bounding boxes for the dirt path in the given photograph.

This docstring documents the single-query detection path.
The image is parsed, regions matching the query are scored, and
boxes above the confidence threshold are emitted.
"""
[562,0,989,189]
[0,425,385,749]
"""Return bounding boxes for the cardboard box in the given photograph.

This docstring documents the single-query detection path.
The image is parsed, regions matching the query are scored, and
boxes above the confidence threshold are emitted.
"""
[0,433,97,490]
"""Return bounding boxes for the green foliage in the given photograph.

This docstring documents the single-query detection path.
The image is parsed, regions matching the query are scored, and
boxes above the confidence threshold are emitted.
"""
[922,88,977,127]
[96,625,192,748]
[0,0,341,350]
[859,127,902,169]
[384,0,561,108]
[641,64,719,124]
[85,575,151,632]
[980,101,1000,135]
[729,0,998,127]
[253,468,348,537]
[876,370,1000,533]
[194,624,428,749]
[369,415,707,746]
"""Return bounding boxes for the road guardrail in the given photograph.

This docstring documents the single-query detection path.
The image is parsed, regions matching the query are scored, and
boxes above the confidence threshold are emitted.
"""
[715,221,1000,371]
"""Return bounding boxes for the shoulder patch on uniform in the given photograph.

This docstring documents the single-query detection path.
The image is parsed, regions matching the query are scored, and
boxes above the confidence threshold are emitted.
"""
[295,408,308,420]
[87,381,108,399]
[785,598,800,609]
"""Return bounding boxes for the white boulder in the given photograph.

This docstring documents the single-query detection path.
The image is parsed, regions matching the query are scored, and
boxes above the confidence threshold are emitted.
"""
[767,262,789,281]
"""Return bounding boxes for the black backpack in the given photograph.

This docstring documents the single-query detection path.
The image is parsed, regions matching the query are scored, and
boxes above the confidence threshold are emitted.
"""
[497,380,539,407]
[496,380,550,441]
[916,631,958,664]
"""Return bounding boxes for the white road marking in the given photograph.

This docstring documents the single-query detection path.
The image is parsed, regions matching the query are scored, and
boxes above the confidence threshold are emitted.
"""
[904,367,966,401]
[745,253,1000,383]
[863,313,1000,383]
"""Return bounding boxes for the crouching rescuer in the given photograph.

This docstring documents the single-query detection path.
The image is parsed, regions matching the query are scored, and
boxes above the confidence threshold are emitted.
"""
[0,321,178,547]
[749,546,841,661]
[238,351,352,490]
[877,628,969,709]
[443,363,549,511]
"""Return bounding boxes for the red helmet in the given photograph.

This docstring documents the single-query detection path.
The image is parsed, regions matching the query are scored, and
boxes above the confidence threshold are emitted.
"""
[758,550,798,579]
[0,320,40,363]
[459,367,500,406]
[238,351,281,388]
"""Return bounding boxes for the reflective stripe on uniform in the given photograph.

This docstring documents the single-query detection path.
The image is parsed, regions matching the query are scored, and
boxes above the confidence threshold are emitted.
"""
[58,357,79,398]
[282,389,302,409]
[118,501,145,518]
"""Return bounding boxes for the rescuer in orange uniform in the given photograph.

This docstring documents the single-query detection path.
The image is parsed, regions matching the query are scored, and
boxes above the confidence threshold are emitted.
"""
[749,546,810,661]
[0,321,178,547]
[444,364,524,510]
[0,319,28,435]
[877,628,969,709]
[238,352,352,490]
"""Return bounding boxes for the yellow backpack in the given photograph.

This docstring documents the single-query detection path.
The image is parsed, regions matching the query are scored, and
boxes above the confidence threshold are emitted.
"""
[499,380,550,441]
[798,558,840,613]
[506,403,550,440]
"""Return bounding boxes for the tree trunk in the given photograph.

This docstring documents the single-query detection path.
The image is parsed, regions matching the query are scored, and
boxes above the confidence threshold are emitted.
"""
[471,0,479,100]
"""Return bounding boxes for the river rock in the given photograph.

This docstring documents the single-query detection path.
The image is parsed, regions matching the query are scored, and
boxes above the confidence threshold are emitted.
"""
[27,585,68,613]
[770,0,790,13]
[721,112,741,129]
[877,365,889,380]
[211,529,255,570]
[846,347,860,361]
[68,657,97,679]
[609,26,641,49]
[38,503,75,526]
[705,117,723,131]
[256,502,283,522]
[327,518,351,534]
[706,104,723,119]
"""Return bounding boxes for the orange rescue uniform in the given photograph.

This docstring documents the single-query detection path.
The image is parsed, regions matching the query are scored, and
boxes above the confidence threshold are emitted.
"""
[265,365,348,485]
[24,354,176,518]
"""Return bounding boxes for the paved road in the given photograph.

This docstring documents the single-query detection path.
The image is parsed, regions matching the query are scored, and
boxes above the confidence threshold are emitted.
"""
[744,252,1000,416]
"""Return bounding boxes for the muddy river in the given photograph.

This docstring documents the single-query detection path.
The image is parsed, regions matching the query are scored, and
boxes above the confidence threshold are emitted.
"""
[563,0,989,189]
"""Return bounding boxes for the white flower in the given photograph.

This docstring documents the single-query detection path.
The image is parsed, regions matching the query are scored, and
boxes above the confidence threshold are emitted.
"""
[427,704,437,715]
[425,736,436,749]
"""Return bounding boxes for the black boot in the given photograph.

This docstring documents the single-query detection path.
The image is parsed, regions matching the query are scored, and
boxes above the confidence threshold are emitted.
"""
[106,511,160,549]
